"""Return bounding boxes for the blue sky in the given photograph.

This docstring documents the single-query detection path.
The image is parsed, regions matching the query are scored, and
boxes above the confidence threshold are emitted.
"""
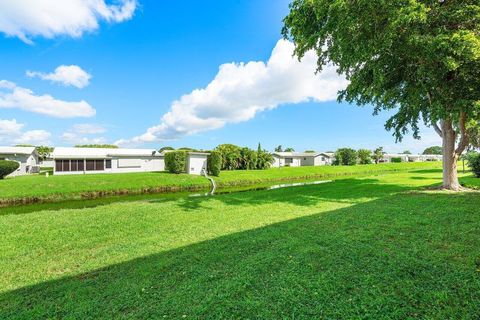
[0,0,441,153]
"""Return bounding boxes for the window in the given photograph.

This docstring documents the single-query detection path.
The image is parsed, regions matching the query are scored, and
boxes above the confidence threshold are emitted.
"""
[86,160,95,171]
[105,159,112,169]
[95,160,104,171]
[78,159,84,171]
[55,160,63,172]
[285,158,293,164]
[71,160,78,171]
[62,160,70,172]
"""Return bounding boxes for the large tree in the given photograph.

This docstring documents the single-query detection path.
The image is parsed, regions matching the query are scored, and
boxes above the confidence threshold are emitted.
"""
[283,0,480,190]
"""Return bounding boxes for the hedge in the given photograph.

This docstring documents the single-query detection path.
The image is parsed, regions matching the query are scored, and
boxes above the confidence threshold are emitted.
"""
[164,151,187,174]
[0,160,20,179]
[207,150,222,176]
[391,157,402,163]
[466,152,480,178]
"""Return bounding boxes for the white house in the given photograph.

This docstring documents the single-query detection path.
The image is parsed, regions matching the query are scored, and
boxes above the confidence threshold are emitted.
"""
[186,152,209,175]
[272,152,333,168]
[0,146,40,177]
[51,147,165,175]
[380,153,443,163]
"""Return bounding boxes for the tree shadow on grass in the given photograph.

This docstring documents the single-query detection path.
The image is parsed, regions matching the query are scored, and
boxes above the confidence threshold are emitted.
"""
[1,192,479,319]
[0,178,416,216]
[409,169,443,174]
[172,178,435,211]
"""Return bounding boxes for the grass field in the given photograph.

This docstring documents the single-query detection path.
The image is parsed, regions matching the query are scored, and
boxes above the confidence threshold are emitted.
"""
[1,169,479,318]
[0,162,445,204]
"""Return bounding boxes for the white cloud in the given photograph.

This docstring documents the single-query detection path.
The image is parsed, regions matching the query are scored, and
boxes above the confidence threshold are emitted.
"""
[15,129,51,145]
[116,39,348,146]
[27,65,91,89]
[61,123,107,145]
[0,119,24,137]
[0,80,96,118]
[0,118,51,145]
[0,0,137,44]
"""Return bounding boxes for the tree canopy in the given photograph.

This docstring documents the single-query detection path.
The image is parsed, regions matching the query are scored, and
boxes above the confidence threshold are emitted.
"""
[423,146,443,155]
[283,0,480,189]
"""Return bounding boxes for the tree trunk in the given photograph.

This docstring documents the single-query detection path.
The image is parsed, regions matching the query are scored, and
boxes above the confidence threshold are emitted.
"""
[441,120,461,190]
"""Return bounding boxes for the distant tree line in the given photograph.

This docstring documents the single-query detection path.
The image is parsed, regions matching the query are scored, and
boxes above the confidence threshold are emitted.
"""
[75,144,119,149]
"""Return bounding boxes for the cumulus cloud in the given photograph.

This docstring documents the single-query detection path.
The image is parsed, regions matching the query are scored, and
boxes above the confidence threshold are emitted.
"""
[116,40,348,146]
[0,119,24,137]
[0,118,51,145]
[15,129,51,145]
[0,0,137,44]
[61,123,107,145]
[0,80,96,118]
[27,65,92,89]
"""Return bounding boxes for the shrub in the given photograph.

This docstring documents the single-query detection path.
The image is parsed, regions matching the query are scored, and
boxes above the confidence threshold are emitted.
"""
[0,160,20,179]
[333,148,357,166]
[466,152,480,178]
[423,146,442,155]
[256,150,274,169]
[165,151,187,174]
[239,147,258,170]
[357,149,372,164]
[207,150,222,176]
[215,144,241,170]
[391,157,402,163]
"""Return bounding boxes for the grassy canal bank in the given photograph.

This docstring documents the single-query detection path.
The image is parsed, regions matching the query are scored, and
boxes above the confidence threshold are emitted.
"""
[1,169,479,318]
[0,162,454,206]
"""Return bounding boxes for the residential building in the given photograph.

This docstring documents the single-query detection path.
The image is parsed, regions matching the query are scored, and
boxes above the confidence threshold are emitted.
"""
[272,152,333,168]
[0,146,40,177]
[51,147,165,175]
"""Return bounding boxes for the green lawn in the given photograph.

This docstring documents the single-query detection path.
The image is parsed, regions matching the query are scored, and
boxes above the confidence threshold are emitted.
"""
[0,171,209,203]
[1,169,479,318]
[0,162,444,204]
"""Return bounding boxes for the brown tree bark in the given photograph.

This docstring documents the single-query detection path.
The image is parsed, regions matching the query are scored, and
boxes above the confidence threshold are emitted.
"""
[437,115,469,191]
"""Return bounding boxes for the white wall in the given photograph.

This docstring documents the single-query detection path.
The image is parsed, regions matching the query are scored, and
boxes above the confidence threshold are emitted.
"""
[187,154,207,175]
[112,157,165,173]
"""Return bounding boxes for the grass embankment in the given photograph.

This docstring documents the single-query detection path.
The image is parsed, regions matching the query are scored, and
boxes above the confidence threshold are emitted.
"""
[215,161,444,186]
[0,162,443,205]
[0,170,479,318]
[0,172,209,205]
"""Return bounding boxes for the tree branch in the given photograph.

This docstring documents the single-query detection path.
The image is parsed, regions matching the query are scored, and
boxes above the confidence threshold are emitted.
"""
[432,121,443,138]
[455,112,469,155]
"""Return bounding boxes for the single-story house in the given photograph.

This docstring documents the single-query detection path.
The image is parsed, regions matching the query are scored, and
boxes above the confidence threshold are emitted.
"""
[0,146,40,177]
[380,153,443,163]
[272,152,333,168]
[406,154,443,162]
[379,154,410,163]
[51,147,165,175]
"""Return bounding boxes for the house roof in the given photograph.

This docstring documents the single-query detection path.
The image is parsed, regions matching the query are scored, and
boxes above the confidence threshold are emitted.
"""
[273,152,331,158]
[51,147,163,159]
[0,146,37,155]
